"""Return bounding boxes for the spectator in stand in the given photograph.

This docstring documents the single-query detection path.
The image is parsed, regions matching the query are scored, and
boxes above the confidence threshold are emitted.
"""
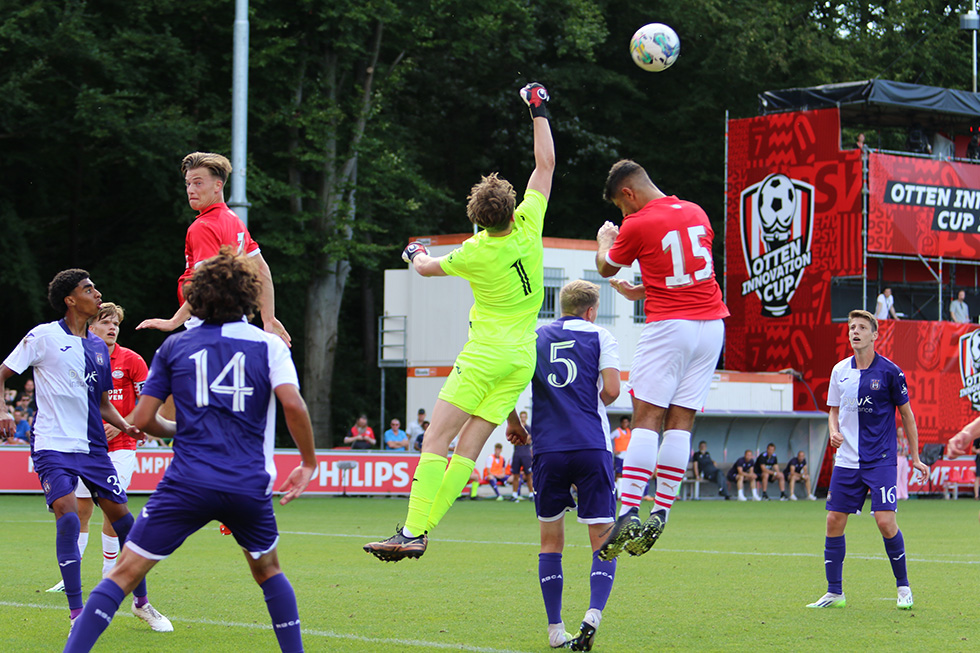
[407,408,426,450]
[875,287,899,321]
[345,415,376,450]
[4,388,17,404]
[611,416,631,479]
[509,411,534,501]
[855,133,867,152]
[950,290,970,324]
[413,421,429,452]
[15,393,34,419]
[384,419,408,452]
[785,451,816,500]
[896,427,911,501]
[11,407,31,444]
[484,443,510,501]
[755,442,787,501]
[691,440,730,499]
[968,133,980,161]
[727,450,759,501]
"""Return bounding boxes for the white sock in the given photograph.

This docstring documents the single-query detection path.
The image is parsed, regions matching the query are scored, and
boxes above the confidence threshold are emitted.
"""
[618,428,659,515]
[77,532,89,559]
[548,622,569,647]
[584,608,602,628]
[102,533,119,576]
[653,429,691,519]
[402,526,415,538]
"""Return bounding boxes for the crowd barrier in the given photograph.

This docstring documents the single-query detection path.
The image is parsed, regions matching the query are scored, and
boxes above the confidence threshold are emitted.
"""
[0,448,421,496]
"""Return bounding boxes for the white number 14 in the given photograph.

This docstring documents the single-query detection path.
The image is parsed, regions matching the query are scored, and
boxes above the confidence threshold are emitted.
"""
[662,225,713,288]
[189,349,254,412]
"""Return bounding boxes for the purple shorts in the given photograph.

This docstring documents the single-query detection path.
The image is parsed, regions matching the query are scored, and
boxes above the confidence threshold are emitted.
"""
[532,450,615,524]
[826,464,898,514]
[32,449,128,507]
[126,478,280,560]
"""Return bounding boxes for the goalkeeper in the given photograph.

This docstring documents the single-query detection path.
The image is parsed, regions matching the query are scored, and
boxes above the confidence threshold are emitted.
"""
[365,82,555,562]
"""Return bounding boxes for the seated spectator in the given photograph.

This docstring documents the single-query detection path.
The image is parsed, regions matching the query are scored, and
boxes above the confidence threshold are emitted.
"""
[345,414,376,449]
[727,449,759,501]
[692,440,730,499]
[484,443,510,501]
[383,418,408,452]
[11,408,30,444]
[407,408,426,451]
[754,442,787,501]
[14,393,34,419]
[3,388,16,404]
[784,450,816,500]
[413,420,429,452]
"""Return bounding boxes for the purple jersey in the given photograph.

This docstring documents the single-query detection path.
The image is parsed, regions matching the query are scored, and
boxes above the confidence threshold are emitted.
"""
[3,320,112,454]
[141,320,298,496]
[530,316,619,456]
[827,353,908,469]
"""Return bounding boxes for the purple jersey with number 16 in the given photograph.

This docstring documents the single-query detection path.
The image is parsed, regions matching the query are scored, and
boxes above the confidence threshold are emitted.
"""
[140,320,298,497]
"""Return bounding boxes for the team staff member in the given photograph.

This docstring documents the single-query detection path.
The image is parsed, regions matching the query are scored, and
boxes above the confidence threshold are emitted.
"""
[364,82,555,562]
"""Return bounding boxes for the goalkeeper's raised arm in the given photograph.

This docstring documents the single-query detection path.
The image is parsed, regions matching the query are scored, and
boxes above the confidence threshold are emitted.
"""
[521,82,555,201]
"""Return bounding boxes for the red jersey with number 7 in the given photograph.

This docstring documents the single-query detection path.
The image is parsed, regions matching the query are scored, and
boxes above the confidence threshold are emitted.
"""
[605,196,729,322]
[177,202,260,305]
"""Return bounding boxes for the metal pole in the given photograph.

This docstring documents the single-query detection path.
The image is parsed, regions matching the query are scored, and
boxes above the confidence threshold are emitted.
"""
[229,0,250,225]
[380,368,386,450]
[861,147,869,310]
[723,110,729,306]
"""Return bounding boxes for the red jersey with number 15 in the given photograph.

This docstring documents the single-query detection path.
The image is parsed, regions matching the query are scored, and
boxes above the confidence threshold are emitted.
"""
[105,344,149,452]
[177,202,260,305]
[606,196,729,323]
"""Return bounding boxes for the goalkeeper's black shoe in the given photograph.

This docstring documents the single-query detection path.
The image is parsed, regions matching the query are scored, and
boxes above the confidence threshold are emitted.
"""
[363,527,427,562]
[597,508,640,561]
[626,508,666,557]
[569,622,597,651]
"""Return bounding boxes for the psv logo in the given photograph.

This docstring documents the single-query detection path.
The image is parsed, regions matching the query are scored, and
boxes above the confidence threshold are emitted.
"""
[958,330,980,410]
[739,173,815,317]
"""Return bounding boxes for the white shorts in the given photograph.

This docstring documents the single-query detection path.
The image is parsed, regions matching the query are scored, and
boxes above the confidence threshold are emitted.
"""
[629,319,725,410]
[76,449,137,499]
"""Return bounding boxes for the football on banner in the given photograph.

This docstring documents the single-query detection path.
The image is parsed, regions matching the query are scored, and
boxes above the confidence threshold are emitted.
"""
[629,23,680,72]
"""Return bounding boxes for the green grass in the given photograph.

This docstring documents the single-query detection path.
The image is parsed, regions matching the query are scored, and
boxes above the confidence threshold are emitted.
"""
[1,494,978,652]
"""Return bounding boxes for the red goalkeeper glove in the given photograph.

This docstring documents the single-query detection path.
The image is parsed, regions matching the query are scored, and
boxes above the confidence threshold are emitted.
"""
[520,83,550,119]
[402,241,429,263]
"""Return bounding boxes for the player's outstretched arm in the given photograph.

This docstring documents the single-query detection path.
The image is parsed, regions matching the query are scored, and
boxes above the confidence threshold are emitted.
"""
[137,302,193,333]
[254,253,292,347]
[521,83,555,201]
[275,383,317,505]
[946,416,980,456]
[898,403,928,480]
[402,242,448,277]
[0,365,16,438]
[100,391,143,441]
[505,409,529,446]
[609,277,644,301]
[133,395,177,439]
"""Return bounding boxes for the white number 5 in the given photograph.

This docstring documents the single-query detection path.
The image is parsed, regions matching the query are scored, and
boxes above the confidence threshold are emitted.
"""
[547,341,578,388]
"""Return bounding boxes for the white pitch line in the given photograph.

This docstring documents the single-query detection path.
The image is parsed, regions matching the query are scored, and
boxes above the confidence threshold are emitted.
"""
[0,601,531,653]
[280,530,980,565]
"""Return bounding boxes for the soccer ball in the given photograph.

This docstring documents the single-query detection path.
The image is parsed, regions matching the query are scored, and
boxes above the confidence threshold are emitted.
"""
[757,174,797,243]
[629,23,681,72]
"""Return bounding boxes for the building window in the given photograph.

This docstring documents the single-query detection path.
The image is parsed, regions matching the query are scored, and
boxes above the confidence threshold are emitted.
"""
[539,267,565,320]
[633,273,645,324]
[583,270,616,325]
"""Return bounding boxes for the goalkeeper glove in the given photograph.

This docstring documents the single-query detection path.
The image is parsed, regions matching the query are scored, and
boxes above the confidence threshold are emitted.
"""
[520,83,550,119]
[402,241,429,263]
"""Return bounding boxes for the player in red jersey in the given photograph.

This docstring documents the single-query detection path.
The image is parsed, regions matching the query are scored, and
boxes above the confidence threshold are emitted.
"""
[137,152,291,346]
[593,159,729,560]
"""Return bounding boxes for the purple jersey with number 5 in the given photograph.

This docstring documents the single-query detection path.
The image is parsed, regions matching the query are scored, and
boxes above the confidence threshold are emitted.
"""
[141,320,298,496]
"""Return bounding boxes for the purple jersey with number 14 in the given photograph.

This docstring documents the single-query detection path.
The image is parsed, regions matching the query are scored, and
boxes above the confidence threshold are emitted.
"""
[140,320,299,496]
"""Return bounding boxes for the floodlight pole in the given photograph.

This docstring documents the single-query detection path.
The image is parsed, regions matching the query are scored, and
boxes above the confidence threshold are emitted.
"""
[961,2,979,93]
[229,0,250,226]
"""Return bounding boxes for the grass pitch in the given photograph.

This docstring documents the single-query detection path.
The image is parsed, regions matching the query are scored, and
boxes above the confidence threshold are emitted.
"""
[1,494,978,652]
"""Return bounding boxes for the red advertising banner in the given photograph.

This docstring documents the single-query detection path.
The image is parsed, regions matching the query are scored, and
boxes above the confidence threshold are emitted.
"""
[726,108,980,455]
[869,154,980,258]
[906,458,975,494]
[0,448,420,496]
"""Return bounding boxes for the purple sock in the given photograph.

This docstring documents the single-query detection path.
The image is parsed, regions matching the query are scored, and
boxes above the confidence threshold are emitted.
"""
[56,513,83,611]
[538,552,563,624]
[111,513,148,600]
[824,535,845,595]
[261,573,304,653]
[588,550,617,611]
[64,579,125,652]
[488,477,499,496]
[883,530,909,587]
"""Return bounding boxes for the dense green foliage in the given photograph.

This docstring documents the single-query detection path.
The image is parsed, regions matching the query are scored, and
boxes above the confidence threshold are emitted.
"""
[2,1,976,443]
[1,494,978,650]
